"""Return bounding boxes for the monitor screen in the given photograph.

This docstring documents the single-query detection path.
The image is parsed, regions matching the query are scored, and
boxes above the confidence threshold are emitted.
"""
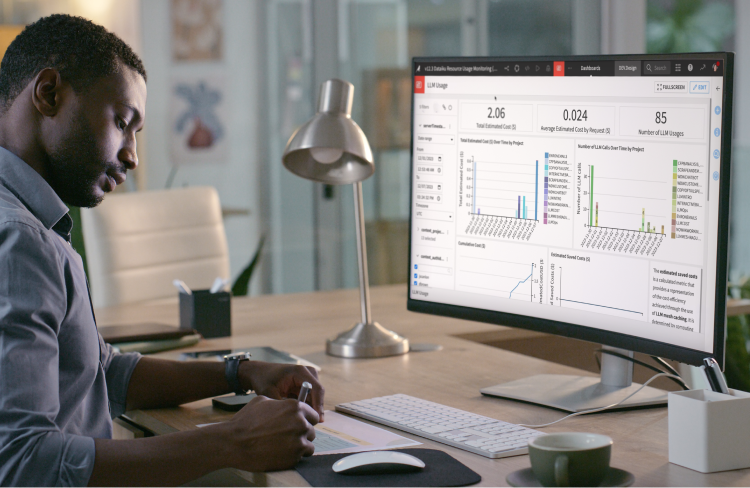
[407,55,732,366]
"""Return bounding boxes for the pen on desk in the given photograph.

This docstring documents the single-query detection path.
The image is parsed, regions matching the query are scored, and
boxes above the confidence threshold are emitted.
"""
[703,357,729,394]
[298,381,312,403]
[172,279,192,295]
[210,277,228,294]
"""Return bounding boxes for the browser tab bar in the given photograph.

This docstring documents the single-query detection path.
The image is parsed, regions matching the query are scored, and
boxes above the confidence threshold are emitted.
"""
[417,61,554,76]
[413,58,724,77]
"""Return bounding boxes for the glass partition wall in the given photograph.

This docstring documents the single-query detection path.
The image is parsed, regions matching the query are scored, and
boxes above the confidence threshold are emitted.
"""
[265,0,317,293]
[264,0,580,294]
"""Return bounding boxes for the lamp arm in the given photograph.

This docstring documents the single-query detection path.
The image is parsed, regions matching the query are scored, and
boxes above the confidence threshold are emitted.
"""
[353,181,372,325]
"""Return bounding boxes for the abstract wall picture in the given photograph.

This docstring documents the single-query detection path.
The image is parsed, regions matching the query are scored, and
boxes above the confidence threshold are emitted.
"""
[171,0,223,61]
[171,76,227,164]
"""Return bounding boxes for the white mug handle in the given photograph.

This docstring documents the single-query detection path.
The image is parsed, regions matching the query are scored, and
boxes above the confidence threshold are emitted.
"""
[554,455,570,487]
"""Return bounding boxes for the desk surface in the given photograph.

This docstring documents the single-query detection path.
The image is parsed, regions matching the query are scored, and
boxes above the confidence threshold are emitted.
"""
[97,285,750,487]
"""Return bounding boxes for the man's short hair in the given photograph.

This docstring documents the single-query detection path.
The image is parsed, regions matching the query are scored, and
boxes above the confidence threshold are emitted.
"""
[0,14,147,111]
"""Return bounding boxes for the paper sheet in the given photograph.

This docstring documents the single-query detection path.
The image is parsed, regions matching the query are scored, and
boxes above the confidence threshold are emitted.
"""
[311,410,421,455]
[197,410,421,455]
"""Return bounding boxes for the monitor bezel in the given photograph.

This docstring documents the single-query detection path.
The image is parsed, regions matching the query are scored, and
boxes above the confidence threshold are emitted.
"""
[406,53,733,368]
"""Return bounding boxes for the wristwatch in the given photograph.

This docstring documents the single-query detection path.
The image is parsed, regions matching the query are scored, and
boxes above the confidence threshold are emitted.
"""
[224,352,252,395]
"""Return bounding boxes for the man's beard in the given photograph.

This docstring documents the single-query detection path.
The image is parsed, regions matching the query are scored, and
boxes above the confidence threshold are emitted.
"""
[47,112,112,208]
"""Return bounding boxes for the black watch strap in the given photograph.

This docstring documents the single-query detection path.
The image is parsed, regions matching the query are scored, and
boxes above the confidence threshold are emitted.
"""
[224,353,251,395]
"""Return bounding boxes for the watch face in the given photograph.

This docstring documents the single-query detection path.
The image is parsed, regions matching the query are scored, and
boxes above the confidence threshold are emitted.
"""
[224,352,252,361]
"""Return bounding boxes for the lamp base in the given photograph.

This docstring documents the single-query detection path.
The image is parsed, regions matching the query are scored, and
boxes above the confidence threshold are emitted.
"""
[326,322,409,358]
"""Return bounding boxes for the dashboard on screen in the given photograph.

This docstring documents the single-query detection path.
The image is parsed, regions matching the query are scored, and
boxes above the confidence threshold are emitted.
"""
[408,55,732,364]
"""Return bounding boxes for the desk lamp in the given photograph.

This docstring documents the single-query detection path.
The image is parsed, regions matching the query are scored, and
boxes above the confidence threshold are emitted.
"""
[282,78,409,358]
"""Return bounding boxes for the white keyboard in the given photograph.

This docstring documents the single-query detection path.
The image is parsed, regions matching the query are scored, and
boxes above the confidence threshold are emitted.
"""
[335,393,544,459]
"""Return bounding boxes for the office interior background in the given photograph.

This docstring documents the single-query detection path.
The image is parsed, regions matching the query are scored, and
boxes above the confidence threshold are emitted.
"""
[2,0,747,368]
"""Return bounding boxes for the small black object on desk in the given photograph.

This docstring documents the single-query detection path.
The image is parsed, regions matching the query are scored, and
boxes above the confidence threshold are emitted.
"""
[179,289,231,338]
[213,393,256,411]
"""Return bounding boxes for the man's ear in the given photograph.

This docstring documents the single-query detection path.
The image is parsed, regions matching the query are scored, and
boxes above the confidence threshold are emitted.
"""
[31,68,64,117]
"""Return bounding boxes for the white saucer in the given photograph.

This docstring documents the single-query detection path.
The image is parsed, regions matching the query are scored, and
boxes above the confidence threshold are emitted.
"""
[505,468,635,488]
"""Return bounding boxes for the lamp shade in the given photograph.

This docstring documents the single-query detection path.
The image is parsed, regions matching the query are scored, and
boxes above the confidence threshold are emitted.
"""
[282,79,374,185]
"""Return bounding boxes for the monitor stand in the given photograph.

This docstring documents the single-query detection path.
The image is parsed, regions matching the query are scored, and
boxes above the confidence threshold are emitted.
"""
[480,346,668,413]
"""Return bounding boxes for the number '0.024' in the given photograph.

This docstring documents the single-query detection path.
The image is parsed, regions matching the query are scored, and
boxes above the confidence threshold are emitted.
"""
[487,107,505,119]
[563,109,587,121]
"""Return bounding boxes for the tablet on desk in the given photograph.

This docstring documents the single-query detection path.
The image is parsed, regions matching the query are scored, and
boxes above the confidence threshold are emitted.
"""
[179,346,321,371]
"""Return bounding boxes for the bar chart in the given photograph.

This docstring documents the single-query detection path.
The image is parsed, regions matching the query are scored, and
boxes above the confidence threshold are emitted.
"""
[469,154,540,222]
[457,137,574,246]
[573,141,707,264]
[585,163,668,235]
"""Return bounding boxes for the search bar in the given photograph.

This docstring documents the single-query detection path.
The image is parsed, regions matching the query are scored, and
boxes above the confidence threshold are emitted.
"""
[642,61,671,75]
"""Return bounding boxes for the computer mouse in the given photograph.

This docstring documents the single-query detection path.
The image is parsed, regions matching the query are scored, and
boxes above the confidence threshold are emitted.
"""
[332,451,426,475]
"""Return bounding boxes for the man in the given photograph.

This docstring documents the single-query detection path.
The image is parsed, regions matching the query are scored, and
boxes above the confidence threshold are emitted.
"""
[0,14,324,486]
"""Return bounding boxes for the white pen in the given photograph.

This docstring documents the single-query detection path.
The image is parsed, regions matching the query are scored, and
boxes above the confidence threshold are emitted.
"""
[298,381,312,403]
[172,279,192,295]
[210,277,228,294]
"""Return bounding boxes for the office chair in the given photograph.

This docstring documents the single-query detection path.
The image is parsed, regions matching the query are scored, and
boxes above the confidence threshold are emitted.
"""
[81,186,230,308]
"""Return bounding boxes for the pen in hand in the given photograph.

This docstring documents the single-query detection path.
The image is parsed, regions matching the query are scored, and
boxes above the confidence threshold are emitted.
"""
[298,381,312,403]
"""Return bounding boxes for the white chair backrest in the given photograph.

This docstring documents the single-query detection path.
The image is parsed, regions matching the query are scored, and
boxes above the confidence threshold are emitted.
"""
[81,186,230,308]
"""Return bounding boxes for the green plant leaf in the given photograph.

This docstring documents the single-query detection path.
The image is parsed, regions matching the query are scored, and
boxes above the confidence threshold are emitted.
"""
[232,236,265,297]
[647,0,734,54]
[725,315,750,391]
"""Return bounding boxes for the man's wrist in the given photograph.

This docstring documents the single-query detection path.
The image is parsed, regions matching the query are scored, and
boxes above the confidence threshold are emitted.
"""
[224,353,252,395]
[238,361,254,393]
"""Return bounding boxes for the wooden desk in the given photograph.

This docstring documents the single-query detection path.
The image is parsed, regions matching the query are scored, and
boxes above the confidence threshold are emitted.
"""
[97,285,750,486]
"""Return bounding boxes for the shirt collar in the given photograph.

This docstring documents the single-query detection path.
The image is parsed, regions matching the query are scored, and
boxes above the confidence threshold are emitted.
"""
[0,146,70,233]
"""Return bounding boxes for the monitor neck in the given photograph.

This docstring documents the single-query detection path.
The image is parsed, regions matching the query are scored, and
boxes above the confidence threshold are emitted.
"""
[600,346,634,388]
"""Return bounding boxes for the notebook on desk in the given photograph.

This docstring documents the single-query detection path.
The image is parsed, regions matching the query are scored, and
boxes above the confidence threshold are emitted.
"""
[99,323,199,344]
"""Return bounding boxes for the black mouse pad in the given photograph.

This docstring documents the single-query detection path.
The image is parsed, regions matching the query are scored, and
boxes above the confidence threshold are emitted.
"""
[294,448,481,487]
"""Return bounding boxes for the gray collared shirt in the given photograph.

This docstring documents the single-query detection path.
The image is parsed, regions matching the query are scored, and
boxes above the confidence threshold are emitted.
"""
[0,147,141,486]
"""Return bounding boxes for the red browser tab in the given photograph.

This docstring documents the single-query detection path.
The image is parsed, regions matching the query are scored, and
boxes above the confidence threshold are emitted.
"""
[554,61,565,76]
[414,76,425,93]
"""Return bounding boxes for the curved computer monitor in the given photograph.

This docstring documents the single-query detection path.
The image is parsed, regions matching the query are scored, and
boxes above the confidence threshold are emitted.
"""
[407,54,733,412]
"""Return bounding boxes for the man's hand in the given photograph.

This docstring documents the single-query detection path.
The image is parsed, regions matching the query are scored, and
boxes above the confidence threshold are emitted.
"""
[93,360,324,486]
[239,362,325,420]
[221,395,319,472]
